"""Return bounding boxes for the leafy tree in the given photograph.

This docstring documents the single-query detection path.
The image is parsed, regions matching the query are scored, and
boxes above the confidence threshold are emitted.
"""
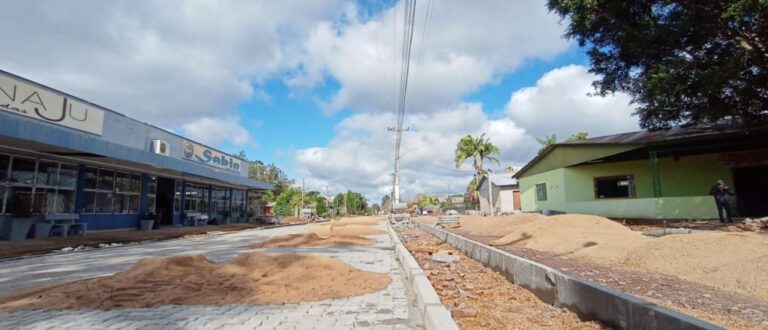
[274,188,301,216]
[566,132,589,142]
[417,195,439,208]
[454,134,500,204]
[535,134,557,154]
[236,151,293,203]
[369,203,381,215]
[381,194,392,212]
[548,0,768,129]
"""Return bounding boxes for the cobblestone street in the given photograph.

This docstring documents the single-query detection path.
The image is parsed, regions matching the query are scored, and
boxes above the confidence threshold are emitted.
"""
[0,223,422,329]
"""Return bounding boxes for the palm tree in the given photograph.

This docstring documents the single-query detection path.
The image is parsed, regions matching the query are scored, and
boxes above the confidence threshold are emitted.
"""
[454,134,500,203]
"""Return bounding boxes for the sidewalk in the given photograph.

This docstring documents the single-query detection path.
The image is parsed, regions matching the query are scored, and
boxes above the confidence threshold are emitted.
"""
[0,223,422,329]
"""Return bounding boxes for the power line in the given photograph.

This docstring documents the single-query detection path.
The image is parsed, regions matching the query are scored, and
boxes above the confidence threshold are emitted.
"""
[391,0,418,208]
[416,0,435,66]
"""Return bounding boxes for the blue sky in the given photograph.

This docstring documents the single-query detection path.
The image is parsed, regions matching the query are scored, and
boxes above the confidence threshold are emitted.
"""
[0,0,638,200]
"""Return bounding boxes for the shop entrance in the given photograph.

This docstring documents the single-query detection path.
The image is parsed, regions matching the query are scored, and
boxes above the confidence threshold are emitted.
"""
[733,165,768,217]
[155,177,176,225]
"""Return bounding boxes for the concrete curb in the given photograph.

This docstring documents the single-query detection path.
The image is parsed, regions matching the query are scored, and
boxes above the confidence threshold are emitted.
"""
[416,222,725,330]
[386,224,460,330]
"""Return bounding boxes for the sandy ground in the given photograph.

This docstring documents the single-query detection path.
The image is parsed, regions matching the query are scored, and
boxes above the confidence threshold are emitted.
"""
[397,227,601,329]
[420,214,768,302]
[279,216,308,224]
[0,252,391,311]
[309,221,386,237]
[249,232,375,248]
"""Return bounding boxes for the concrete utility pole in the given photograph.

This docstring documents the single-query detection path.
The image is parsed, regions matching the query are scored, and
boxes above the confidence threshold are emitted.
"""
[388,127,410,206]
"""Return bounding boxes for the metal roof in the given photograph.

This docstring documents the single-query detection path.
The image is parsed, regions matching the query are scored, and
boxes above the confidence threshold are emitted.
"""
[561,124,768,146]
[479,173,518,187]
[515,124,768,179]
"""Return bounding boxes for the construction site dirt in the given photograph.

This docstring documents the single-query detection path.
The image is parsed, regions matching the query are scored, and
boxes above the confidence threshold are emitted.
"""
[396,226,602,330]
[428,219,768,329]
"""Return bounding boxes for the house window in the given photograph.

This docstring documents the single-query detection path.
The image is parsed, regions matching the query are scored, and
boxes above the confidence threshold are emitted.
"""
[535,183,547,201]
[594,175,635,199]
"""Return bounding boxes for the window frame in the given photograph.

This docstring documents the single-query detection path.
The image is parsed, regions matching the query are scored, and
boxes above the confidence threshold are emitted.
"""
[593,174,636,199]
[82,167,141,214]
[1,155,78,215]
[535,183,547,202]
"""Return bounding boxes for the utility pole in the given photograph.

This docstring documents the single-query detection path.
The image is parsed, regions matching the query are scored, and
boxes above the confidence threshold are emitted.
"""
[301,178,305,212]
[388,126,409,207]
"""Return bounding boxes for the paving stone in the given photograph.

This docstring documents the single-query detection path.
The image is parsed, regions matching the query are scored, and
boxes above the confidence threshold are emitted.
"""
[0,223,423,329]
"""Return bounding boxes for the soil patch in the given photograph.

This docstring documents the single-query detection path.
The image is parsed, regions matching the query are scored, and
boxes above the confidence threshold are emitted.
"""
[455,231,768,329]
[280,216,307,224]
[396,227,601,330]
[621,232,768,300]
[0,252,391,310]
[309,224,385,237]
[489,214,651,264]
[417,214,544,237]
[249,233,375,248]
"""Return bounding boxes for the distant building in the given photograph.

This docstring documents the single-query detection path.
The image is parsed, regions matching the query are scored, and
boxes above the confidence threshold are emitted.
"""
[514,125,768,219]
[477,173,521,215]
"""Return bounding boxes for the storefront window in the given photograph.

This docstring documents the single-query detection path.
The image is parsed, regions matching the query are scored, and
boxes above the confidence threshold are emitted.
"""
[83,167,140,214]
[1,156,77,215]
[36,161,59,186]
[0,154,9,182]
[184,183,209,213]
[9,157,36,185]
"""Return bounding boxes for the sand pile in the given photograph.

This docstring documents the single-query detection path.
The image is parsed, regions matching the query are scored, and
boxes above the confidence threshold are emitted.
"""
[454,214,546,237]
[490,214,652,263]
[309,223,385,237]
[0,252,391,310]
[332,217,383,226]
[249,233,375,248]
[280,216,307,224]
[621,232,768,301]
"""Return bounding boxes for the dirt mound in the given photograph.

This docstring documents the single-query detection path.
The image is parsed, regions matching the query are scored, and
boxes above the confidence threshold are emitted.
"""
[280,216,307,224]
[489,214,651,263]
[622,232,768,301]
[0,252,391,310]
[450,214,546,238]
[332,217,382,226]
[249,233,375,248]
[309,223,385,237]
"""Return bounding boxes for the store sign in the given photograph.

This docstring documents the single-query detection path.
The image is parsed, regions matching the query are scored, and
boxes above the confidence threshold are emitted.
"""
[182,140,242,173]
[0,72,105,135]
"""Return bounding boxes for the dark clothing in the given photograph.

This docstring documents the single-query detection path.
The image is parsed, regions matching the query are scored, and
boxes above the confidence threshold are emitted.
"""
[709,185,734,223]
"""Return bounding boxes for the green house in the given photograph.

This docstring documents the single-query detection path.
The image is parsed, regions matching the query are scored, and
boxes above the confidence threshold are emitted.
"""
[513,126,768,220]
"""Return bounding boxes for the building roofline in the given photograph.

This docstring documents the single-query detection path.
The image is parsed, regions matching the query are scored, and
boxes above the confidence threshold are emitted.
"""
[0,69,248,163]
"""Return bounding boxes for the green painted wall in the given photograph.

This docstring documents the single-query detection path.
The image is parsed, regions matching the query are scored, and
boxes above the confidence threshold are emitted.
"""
[521,144,641,177]
[519,152,733,219]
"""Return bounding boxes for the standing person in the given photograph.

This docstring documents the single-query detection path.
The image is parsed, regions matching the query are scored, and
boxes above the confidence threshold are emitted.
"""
[709,180,734,224]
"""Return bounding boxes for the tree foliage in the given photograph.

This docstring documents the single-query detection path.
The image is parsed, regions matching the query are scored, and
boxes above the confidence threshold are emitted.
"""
[454,134,501,203]
[535,134,557,154]
[566,132,589,142]
[236,151,293,203]
[548,0,768,129]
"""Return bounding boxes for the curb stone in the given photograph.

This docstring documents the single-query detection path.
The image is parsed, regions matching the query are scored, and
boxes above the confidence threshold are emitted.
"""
[386,223,459,330]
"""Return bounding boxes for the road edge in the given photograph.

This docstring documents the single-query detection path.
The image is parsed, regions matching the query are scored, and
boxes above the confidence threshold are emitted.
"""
[386,223,460,330]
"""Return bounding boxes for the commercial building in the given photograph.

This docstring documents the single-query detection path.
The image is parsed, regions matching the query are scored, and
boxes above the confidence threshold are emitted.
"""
[0,70,272,230]
[514,125,768,219]
[477,173,521,215]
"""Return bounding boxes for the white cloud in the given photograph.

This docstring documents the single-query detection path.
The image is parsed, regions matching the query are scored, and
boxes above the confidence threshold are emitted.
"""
[295,65,639,202]
[507,65,639,140]
[291,0,571,115]
[0,0,346,128]
[182,117,252,147]
[295,103,536,201]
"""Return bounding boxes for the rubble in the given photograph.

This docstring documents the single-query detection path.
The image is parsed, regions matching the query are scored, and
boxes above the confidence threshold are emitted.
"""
[739,217,768,232]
